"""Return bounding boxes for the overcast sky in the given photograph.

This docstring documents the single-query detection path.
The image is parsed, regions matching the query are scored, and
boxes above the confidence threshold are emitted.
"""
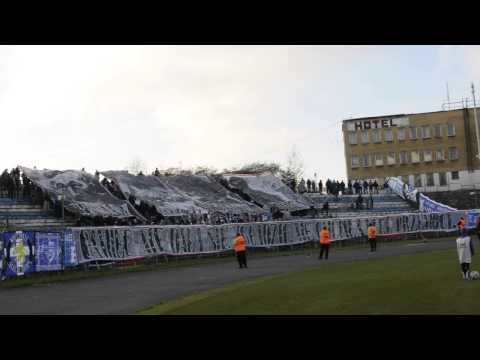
[1,45,479,181]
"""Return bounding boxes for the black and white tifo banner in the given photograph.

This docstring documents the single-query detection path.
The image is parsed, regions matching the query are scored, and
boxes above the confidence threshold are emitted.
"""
[71,210,468,263]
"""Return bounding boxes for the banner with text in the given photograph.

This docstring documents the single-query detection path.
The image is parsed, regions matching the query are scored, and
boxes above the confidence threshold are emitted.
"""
[419,193,458,213]
[71,210,467,263]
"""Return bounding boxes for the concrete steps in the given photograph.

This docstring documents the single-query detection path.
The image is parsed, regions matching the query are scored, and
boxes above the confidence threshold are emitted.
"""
[0,196,74,231]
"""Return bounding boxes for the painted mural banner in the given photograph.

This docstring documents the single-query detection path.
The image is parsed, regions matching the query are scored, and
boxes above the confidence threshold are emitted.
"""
[386,177,418,203]
[2,231,36,277]
[466,210,480,229]
[71,210,467,263]
[419,193,458,213]
[35,232,62,272]
[63,229,78,267]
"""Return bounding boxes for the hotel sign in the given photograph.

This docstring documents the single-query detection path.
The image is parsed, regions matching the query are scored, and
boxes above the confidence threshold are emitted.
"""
[346,116,410,131]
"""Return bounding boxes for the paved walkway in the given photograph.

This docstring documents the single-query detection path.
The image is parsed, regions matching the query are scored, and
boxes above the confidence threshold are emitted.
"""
[0,239,456,314]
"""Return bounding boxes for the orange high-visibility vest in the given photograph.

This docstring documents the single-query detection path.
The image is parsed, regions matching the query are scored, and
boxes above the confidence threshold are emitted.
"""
[320,229,331,244]
[234,235,246,252]
[368,226,377,239]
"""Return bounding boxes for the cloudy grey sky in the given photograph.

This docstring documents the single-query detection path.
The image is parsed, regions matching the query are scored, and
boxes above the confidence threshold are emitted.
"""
[1,45,479,180]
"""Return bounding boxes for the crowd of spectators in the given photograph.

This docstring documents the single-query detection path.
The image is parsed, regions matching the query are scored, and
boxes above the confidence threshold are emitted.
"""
[294,178,384,196]
[0,167,46,206]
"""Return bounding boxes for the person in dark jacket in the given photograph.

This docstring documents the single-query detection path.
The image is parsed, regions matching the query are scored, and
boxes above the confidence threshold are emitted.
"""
[319,180,323,194]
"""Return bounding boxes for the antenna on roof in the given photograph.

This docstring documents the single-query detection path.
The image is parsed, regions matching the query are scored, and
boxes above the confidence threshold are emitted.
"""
[446,82,450,103]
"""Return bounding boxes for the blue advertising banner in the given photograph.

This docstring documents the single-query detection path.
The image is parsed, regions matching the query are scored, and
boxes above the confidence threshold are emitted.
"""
[35,232,62,271]
[466,210,480,229]
[63,229,78,267]
[3,231,36,277]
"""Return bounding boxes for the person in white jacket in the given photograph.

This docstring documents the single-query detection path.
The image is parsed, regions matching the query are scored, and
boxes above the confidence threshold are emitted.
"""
[456,229,475,280]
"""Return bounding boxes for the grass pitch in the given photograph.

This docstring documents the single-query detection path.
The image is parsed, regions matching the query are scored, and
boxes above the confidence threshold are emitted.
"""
[139,248,480,315]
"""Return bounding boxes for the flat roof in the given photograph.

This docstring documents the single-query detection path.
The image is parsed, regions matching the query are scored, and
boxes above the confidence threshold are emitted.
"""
[341,107,478,123]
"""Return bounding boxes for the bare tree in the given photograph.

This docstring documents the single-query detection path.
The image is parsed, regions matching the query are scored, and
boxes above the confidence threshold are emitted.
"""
[280,146,304,191]
[125,156,147,175]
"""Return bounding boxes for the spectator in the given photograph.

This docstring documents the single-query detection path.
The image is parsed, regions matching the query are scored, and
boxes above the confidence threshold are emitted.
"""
[322,201,329,215]
[373,180,379,194]
[347,180,352,195]
[318,180,323,194]
[154,168,160,176]
[363,180,369,194]
[356,193,363,209]
[368,180,373,194]
[311,181,316,193]
[306,179,311,193]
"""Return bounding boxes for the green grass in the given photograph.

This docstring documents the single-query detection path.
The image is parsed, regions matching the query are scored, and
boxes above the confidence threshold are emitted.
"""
[139,248,480,315]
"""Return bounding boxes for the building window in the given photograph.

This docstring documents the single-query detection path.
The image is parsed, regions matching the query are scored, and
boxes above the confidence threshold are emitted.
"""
[375,153,384,166]
[409,127,417,140]
[348,132,358,145]
[439,172,447,186]
[399,151,409,164]
[397,127,406,141]
[434,124,443,138]
[447,123,456,137]
[423,150,433,162]
[387,152,396,165]
[363,154,371,167]
[448,147,459,160]
[414,174,423,187]
[371,129,381,143]
[360,131,369,144]
[411,150,420,163]
[351,156,360,168]
[435,148,445,161]
[383,129,393,142]
[422,125,431,139]
[426,173,434,187]
[451,171,460,180]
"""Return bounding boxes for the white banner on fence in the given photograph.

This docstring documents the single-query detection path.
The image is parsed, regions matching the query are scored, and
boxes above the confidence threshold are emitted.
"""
[70,210,467,263]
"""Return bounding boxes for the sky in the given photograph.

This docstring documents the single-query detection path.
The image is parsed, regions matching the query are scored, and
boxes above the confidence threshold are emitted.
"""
[1,45,480,181]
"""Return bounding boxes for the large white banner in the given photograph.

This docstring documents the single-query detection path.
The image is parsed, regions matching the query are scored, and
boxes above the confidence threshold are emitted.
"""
[71,210,467,263]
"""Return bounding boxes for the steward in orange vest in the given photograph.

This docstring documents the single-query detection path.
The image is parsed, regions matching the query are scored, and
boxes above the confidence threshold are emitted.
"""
[367,223,377,252]
[458,217,466,235]
[318,226,331,260]
[233,233,248,269]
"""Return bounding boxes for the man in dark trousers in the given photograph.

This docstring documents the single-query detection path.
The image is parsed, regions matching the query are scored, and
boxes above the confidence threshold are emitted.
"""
[367,223,377,252]
[476,215,480,243]
[319,226,331,260]
[233,232,248,269]
[318,180,323,194]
